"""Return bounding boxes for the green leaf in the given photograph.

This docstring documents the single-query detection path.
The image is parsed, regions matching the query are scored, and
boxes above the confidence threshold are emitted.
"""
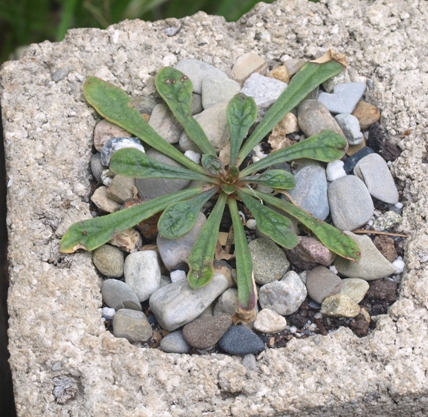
[242,169,296,190]
[228,197,257,317]
[201,154,224,176]
[227,93,257,166]
[59,187,202,253]
[238,191,298,249]
[240,130,347,177]
[83,76,206,176]
[187,193,227,288]
[110,148,215,182]
[236,59,345,166]
[158,187,218,239]
[221,184,237,195]
[249,189,361,262]
[155,67,216,156]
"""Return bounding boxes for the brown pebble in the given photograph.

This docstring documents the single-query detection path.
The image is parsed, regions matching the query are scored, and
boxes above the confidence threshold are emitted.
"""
[183,315,232,349]
[366,279,397,302]
[373,235,397,263]
[352,100,381,130]
[267,65,290,83]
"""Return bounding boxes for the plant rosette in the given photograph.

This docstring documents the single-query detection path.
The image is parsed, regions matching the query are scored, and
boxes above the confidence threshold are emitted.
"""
[59,50,360,324]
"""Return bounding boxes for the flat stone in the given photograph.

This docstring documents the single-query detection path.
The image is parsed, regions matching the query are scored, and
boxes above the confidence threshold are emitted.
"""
[201,76,241,109]
[318,82,366,114]
[157,212,206,271]
[112,309,152,342]
[320,294,361,318]
[92,245,124,277]
[124,250,162,302]
[159,330,191,354]
[322,69,352,93]
[334,232,397,280]
[306,266,342,304]
[101,279,141,311]
[340,278,370,303]
[109,228,142,253]
[249,238,290,285]
[135,148,191,200]
[107,175,136,203]
[285,236,335,270]
[149,272,230,331]
[183,315,233,349]
[231,52,268,84]
[253,309,287,334]
[352,100,381,129]
[287,164,329,220]
[328,175,374,231]
[335,113,363,145]
[298,100,345,138]
[101,137,145,166]
[218,326,265,355]
[148,103,183,144]
[94,119,132,152]
[343,146,375,174]
[213,288,238,316]
[259,271,307,315]
[175,59,228,94]
[179,102,230,152]
[241,73,287,121]
[91,186,122,213]
[354,153,399,204]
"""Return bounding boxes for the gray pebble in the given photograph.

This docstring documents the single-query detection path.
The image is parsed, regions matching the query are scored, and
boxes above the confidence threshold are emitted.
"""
[242,354,258,372]
[93,245,124,277]
[306,266,342,304]
[107,175,136,203]
[112,309,152,342]
[202,76,241,109]
[148,103,183,144]
[91,186,122,213]
[213,288,239,316]
[130,96,158,114]
[340,278,370,304]
[318,82,366,114]
[159,330,191,354]
[90,153,104,182]
[218,326,265,355]
[328,175,374,231]
[335,114,363,145]
[101,279,141,311]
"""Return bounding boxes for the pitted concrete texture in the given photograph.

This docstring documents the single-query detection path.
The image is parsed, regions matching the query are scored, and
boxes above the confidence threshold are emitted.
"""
[1,0,428,415]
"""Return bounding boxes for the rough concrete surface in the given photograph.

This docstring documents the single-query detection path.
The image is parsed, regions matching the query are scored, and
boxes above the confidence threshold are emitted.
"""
[1,0,428,415]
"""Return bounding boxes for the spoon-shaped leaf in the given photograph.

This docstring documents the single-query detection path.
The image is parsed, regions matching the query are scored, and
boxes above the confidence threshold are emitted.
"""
[59,187,202,253]
[158,187,218,239]
[83,76,206,175]
[241,169,296,190]
[228,197,257,323]
[155,67,216,156]
[201,154,225,177]
[236,59,345,166]
[187,193,227,288]
[227,93,257,166]
[238,190,298,249]
[240,130,347,177]
[110,148,214,182]
[248,189,361,262]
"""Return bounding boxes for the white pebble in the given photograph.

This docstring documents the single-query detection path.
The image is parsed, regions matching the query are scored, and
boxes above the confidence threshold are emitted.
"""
[246,219,257,230]
[184,150,201,164]
[289,326,297,334]
[329,265,338,274]
[102,307,116,319]
[326,160,347,182]
[170,270,187,283]
[395,202,403,209]
[314,312,322,319]
[393,257,405,274]
[253,144,267,159]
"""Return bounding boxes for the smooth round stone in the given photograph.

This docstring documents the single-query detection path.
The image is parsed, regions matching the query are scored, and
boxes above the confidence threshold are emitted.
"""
[93,119,132,152]
[343,146,374,174]
[149,272,230,331]
[335,113,363,145]
[157,212,206,271]
[202,76,241,109]
[93,245,124,277]
[148,103,183,144]
[159,330,191,354]
[218,326,265,355]
[334,232,397,280]
[340,278,370,303]
[354,153,399,204]
[101,279,141,311]
[249,238,290,285]
[328,175,374,231]
[183,315,232,349]
[107,175,136,203]
[179,102,230,153]
[175,59,229,94]
[320,294,360,318]
[259,271,307,315]
[318,82,366,114]
[306,266,342,304]
[285,236,335,270]
[124,250,161,302]
[231,52,267,84]
[352,100,381,129]
[297,100,345,138]
[287,164,329,220]
[112,309,152,342]
[101,137,145,166]
[213,288,238,316]
[135,148,191,200]
[91,186,122,213]
[253,309,287,334]
[90,153,104,182]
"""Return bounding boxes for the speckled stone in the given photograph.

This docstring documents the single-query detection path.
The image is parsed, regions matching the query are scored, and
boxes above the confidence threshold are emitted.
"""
[218,326,265,355]
[321,293,361,318]
[92,245,124,278]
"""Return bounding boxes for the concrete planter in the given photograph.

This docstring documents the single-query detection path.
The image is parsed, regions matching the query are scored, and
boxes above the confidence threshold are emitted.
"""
[1,0,428,415]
